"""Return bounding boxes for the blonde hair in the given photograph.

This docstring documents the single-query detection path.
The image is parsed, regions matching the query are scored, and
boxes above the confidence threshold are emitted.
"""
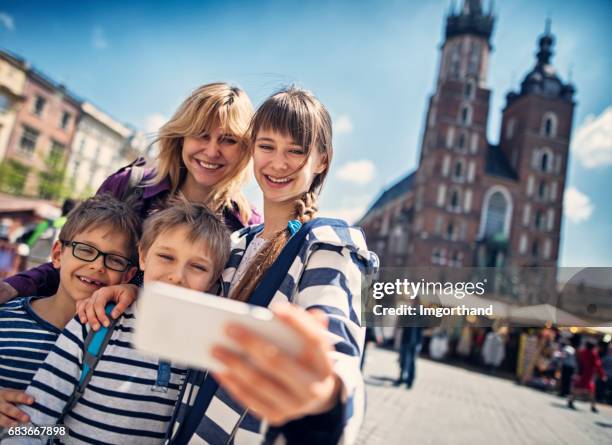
[231,86,333,302]
[152,83,254,224]
[140,198,231,283]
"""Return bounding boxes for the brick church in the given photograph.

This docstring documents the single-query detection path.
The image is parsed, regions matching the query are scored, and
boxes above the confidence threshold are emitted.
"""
[359,0,575,272]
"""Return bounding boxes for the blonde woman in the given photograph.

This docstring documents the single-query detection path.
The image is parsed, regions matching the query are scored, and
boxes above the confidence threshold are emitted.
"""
[0,82,260,310]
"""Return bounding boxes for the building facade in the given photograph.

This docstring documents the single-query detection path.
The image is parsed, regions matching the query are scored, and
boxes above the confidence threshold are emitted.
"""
[2,67,81,198]
[0,51,27,162]
[66,102,134,197]
[359,1,575,278]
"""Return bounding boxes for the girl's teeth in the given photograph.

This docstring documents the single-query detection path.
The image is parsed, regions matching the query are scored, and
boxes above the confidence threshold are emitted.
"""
[197,160,222,170]
[267,175,290,183]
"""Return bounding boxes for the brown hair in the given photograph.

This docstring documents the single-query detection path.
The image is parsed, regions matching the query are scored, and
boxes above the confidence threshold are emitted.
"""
[59,194,142,261]
[151,83,254,224]
[140,198,231,282]
[230,86,333,302]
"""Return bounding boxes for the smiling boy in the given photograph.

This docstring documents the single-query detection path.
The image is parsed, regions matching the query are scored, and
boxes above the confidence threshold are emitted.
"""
[0,195,140,425]
[6,200,230,444]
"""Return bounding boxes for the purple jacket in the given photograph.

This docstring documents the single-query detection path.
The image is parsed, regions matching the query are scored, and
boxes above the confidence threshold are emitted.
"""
[5,163,261,297]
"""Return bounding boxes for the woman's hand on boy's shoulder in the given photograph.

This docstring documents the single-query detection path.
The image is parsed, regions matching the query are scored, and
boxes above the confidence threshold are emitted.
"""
[0,389,33,427]
[76,284,139,330]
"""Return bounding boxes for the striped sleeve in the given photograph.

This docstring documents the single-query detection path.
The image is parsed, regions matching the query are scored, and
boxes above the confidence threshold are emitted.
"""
[288,245,367,445]
[3,318,84,444]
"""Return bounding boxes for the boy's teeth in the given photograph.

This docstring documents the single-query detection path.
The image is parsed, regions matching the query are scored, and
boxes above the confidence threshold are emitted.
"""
[197,160,222,170]
[267,175,290,183]
[79,276,102,286]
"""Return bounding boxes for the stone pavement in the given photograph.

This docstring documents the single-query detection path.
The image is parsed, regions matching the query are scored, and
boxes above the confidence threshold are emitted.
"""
[356,346,612,445]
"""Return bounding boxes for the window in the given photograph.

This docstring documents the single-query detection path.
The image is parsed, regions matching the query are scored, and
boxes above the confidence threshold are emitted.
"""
[449,189,460,210]
[432,248,443,265]
[468,42,480,75]
[446,222,455,240]
[19,125,39,156]
[464,81,475,100]
[458,132,466,151]
[531,240,539,258]
[0,93,9,112]
[60,111,71,130]
[535,210,543,230]
[460,105,472,125]
[541,152,549,172]
[49,141,66,167]
[538,181,548,200]
[453,160,463,180]
[32,95,46,117]
[541,112,558,138]
[483,191,508,238]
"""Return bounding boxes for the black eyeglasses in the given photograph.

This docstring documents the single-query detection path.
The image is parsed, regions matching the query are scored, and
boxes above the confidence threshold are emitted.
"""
[60,240,133,272]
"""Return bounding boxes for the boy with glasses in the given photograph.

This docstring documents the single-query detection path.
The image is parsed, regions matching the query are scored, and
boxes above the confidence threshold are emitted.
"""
[5,200,229,443]
[0,195,140,426]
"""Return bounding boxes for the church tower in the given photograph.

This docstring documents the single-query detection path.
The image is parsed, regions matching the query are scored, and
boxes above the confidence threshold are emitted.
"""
[499,21,575,266]
[410,0,495,267]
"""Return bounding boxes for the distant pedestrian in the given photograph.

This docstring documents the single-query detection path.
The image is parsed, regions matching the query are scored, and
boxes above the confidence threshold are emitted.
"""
[482,328,506,374]
[396,326,423,388]
[568,341,607,412]
[361,327,383,370]
[558,337,577,397]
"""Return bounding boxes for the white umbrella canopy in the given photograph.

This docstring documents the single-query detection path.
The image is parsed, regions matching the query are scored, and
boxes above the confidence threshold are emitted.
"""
[508,304,588,326]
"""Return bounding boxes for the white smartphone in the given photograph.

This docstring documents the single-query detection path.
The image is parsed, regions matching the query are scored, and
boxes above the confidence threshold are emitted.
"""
[132,281,305,371]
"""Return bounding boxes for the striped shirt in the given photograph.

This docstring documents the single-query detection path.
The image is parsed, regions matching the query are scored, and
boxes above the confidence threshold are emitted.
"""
[170,217,379,445]
[7,307,187,444]
[0,297,60,390]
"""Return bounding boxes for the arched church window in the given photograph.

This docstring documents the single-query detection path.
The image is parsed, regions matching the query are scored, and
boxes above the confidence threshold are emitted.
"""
[542,112,558,138]
[483,191,508,238]
[460,105,472,126]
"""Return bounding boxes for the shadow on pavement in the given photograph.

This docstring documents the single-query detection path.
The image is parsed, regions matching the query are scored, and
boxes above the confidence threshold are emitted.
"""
[365,375,397,387]
[594,421,612,428]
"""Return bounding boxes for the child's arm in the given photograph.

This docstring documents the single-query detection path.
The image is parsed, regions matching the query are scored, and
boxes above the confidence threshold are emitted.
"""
[2,318,85,444]
[76,284,138,330]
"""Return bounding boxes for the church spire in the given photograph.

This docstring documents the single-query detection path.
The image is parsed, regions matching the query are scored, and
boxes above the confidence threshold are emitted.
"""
[446,0,495,45]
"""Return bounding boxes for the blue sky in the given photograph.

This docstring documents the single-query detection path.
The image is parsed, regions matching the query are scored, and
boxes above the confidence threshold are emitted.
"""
[1,0,611,266]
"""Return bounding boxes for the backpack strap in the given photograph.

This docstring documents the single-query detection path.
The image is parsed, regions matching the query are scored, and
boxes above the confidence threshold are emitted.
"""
[58,304,118,423]
[121,158,146,202]
[169,220,316,444]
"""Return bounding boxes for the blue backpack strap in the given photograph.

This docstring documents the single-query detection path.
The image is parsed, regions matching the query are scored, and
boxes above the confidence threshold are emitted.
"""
[58,304,118,423]
[169,220,315,444]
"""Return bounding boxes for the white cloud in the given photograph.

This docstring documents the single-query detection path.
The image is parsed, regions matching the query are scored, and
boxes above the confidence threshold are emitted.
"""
[143,113,167,136]
[564,186,594,223]
[334,114,354,135]
[321,204,367,224]
[0,12,14,31]
[92,26,108,50]
[336,159,376,185]
[572,106,612,168]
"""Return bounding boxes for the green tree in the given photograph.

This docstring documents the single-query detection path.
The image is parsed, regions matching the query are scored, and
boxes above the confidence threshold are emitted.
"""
[37,151,70,200]
[0,159,30,195]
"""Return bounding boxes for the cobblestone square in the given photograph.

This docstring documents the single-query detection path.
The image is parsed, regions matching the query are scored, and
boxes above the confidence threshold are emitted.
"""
[357,346,612,445]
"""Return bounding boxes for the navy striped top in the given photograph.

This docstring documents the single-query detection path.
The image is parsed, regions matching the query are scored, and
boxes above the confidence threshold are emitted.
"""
[0,297,60,390]
[9,307,187,444]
